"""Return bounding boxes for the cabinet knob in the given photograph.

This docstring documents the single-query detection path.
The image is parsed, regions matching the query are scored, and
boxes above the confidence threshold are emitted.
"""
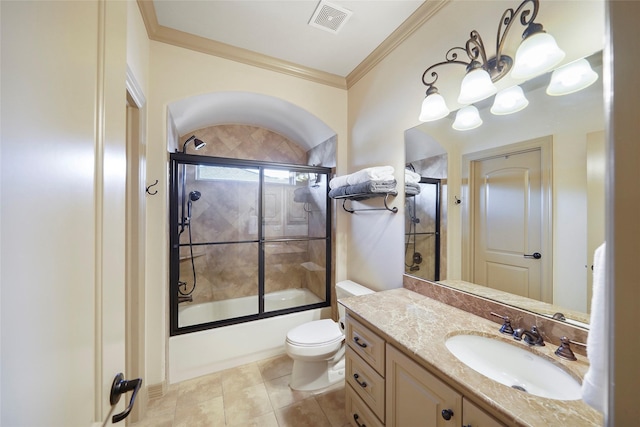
[441,408,454,421]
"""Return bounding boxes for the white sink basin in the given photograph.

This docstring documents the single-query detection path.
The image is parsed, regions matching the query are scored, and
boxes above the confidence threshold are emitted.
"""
[445,334,582,400]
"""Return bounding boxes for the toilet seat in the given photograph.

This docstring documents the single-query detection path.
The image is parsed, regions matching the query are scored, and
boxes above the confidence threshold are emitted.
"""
[286,319,343,347]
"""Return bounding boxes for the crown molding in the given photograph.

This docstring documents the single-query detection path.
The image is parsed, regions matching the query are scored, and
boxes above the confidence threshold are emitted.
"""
[136,0,449,91]
[346,0,450,89]
[136,0,346,89]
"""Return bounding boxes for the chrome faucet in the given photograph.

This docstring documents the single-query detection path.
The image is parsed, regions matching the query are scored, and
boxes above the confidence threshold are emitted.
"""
[178,295,193,304]
[513,325,545,346]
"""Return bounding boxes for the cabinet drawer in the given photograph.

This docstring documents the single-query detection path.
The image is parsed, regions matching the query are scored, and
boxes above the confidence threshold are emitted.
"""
[463,398,506,427]
[346,384,385,427]
[346,346,385,422]
[346,315,385,376]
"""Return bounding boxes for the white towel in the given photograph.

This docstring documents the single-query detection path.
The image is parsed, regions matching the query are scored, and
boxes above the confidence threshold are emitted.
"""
[329,175,349,189]
[347,166,395,185]
[329,166,395,189]
[582,242,606,413]
[405,170,421,184]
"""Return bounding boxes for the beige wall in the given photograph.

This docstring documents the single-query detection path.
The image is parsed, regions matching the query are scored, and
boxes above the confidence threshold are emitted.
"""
[127,0,150,96]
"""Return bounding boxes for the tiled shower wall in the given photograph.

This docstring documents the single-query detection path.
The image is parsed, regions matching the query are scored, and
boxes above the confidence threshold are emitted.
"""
[177,125,330,304]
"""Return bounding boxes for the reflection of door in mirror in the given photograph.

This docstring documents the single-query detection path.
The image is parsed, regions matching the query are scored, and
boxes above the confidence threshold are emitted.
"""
[471,148,550,302]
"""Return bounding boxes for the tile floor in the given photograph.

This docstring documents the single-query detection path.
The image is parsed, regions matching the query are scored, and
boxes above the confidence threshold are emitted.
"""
[131,354,350,427]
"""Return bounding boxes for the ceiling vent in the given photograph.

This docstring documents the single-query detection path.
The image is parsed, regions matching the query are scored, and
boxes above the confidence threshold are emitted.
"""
[309,0,353,34]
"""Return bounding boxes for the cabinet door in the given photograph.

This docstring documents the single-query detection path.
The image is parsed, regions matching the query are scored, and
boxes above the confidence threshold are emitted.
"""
[462,398,506,427]
[386,345,462,427]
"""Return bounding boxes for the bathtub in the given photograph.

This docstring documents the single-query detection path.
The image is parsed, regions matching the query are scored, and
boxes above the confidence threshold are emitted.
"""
[170,288,330,383]
[178,288,323,327]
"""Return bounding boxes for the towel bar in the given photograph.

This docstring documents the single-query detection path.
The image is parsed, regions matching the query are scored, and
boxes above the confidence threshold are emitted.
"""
[337,193,398,213]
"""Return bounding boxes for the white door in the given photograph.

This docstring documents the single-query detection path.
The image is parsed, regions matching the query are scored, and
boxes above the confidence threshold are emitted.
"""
[471,149,549,302]
[0,1,131,425]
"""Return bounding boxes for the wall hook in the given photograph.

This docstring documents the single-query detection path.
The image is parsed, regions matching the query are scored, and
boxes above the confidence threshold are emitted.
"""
[454,196,461,205]
[146,179,159,195]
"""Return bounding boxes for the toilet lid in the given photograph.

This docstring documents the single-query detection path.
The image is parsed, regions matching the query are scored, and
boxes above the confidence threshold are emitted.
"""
[286,319,343,347]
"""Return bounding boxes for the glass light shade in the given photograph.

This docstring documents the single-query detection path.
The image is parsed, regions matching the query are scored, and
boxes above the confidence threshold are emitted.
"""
[419,92,450,122]
[452,105,483,131]
[546,58,598,96]
[491,86,529,115]
[457,68,497,104]
[511,32,566,79]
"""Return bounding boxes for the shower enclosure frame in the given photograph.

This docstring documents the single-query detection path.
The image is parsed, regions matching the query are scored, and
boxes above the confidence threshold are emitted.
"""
[405,177,441,280]
[169,153,333,336]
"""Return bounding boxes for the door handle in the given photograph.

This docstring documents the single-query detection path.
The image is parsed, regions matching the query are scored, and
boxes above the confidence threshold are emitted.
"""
[110,373,142,423]
[524,252,542,259]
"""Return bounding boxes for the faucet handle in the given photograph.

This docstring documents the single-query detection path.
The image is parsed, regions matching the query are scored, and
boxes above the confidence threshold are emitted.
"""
[490,312,514,335]
[554,336,586,361]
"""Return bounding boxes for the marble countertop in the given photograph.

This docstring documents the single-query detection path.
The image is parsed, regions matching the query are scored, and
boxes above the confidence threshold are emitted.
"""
[339,288,603,427]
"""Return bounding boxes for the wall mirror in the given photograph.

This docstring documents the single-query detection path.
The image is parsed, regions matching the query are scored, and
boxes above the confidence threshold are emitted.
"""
[405,44,605,329]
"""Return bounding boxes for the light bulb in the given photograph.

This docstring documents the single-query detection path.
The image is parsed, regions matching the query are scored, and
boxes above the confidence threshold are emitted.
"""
[546,58,598,96]
[512,32,565,79]
[458,68,497,104]
[452,105,482,131]
[419,92,450,122]
[491,86,529,115]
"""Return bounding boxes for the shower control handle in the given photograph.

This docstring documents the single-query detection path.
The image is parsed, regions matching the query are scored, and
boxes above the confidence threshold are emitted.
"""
[353,373,367,388]
[353,336,368,348]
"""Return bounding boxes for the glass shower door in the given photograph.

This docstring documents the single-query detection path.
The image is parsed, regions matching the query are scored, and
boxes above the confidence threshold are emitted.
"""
[262,169,328,313]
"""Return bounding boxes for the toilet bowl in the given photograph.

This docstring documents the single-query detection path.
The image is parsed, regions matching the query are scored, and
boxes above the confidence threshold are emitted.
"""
[285,280,375,391]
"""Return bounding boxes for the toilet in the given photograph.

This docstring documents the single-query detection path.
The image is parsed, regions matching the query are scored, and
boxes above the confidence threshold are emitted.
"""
[285,280,375,391]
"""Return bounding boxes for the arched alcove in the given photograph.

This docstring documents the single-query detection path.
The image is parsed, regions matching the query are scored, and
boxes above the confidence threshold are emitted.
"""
[167,91,337,153]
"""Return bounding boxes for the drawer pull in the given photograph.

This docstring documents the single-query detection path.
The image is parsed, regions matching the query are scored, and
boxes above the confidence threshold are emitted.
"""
[441,408,454,421]
[353,373,368,388]
[353,336,368,348]
[353,413,366,427]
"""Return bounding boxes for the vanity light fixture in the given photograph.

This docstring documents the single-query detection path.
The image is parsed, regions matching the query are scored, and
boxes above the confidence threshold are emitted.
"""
[546,58,599,96]
[419,0,564,124]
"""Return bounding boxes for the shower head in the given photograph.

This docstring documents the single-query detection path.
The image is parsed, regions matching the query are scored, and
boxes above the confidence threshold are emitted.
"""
[181,135,207,153]
[187,191,201,221]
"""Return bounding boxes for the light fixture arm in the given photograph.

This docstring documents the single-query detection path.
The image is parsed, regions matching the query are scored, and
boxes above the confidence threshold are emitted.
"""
[494,0,540,70]
[421,0,543,95]
[421,47,471,95]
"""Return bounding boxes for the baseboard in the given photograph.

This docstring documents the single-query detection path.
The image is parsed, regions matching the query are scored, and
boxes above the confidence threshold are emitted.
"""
[147,381,166,400]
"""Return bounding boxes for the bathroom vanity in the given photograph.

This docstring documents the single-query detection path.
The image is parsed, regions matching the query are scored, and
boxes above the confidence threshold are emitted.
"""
[340,288,602,427]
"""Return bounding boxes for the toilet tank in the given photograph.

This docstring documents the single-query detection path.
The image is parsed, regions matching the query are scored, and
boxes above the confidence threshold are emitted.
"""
[336,280,375,324]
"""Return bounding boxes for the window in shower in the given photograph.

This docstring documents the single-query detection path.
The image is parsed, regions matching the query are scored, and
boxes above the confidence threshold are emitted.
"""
[169,154,332,335]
